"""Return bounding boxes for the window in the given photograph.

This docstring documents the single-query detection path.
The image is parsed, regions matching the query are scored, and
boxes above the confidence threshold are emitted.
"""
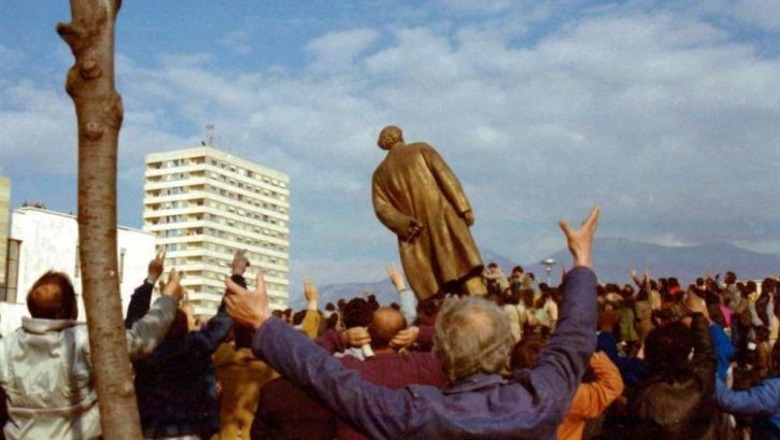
[119,248,126,283]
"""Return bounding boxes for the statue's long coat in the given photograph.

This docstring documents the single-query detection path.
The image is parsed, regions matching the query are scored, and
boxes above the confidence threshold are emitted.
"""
[372,142,484,300]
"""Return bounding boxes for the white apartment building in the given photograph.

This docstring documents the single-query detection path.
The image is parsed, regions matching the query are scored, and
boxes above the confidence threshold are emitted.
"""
[0,207,156,336]
[143,146,290,318]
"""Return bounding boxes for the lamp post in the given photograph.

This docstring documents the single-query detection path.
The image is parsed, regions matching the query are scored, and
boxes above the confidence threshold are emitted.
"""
[541,258,555,285]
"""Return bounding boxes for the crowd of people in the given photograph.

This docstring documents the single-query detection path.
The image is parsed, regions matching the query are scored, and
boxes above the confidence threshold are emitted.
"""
[0,206,779,439]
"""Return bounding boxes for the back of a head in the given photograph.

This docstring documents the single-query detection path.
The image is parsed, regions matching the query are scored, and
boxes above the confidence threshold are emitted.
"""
[368,307,407,350]
[510,336,547,370]
[325,312,340,331]
[505,289,522,306]
[644,321,692,371]
[27,271,77,320]
[292,309,307,326]
[377,125,403,150]
[434,296,514,382]
[415,295,444,326]
[762,278,776,296]
[598,309,619,332]
[165,307,192,341]
[343,297,373,329]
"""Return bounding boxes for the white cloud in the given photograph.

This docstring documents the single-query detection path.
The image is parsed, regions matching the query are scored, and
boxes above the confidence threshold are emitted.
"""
[733,0,780,32]
[3,1,779,290]
[0,80,76,174]
[439,0,514,14]
[305,28,380,72]
[0,44,26,70]
[219,28,254,55]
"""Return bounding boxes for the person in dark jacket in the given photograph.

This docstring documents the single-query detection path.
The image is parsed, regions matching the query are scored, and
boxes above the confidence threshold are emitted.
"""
[627,295,718,439]
[127,250,245,439]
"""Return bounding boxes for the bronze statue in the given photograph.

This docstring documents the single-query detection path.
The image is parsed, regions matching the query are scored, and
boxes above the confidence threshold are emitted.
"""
[371,125,485,300]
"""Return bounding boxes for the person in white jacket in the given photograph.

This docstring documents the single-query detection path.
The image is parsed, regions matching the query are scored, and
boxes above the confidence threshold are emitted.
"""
[0,266,183,440]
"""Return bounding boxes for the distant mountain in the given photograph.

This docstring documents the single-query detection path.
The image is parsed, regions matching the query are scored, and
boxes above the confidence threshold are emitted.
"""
[302,280,399,311]
[540,237,780,286]
[480,249,520,273]
[289,239,780,309]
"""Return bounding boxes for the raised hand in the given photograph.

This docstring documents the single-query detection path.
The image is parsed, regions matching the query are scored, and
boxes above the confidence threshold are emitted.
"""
[390,326,419,350]
[406,219,424,242]
[558,206,600,269]
[225,272,272,330]
[161,269,184,301]
[387,265,407,291]
[147,249,166,284]
[463,210,475,227]
[304,277,319,311]
[231,249,250,276]
[343,327,371,347]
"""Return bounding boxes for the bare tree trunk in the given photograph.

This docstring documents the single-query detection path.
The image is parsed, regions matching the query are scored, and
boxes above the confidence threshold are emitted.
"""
[57,1,143,439]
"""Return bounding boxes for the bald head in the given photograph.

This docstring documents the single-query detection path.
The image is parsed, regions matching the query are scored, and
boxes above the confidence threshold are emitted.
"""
[27,271,78,320]
[368,307,407,350]
[377,125,404,150]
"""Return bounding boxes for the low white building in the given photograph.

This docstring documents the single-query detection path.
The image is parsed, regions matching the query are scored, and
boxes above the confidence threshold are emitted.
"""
[0,207,156,336]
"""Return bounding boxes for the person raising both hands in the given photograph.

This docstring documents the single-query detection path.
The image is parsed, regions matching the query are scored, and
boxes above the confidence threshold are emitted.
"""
[224,206,600,439]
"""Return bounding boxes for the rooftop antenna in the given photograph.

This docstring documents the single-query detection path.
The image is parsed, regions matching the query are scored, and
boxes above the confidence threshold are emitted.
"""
[206,124,215,146]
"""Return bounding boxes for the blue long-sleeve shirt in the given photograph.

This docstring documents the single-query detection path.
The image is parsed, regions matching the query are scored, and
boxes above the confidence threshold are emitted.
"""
[251,266,598,440]
[710,322,734,380]
[597,331,646,388]
[716,377,780,439]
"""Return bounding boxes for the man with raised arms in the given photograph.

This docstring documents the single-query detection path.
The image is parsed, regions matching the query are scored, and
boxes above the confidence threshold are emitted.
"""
[225,206,600,440]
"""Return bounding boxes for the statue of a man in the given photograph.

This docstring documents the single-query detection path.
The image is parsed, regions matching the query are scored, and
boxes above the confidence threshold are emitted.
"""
[371,125,485,300]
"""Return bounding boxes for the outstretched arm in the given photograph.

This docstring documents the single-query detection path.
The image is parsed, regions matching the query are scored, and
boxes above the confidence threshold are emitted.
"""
[301,277,321,339]
[372,178,423,241]
[522,206,600,421]
[388,265,417,325]
[716,377,780,416]
[558,206,599,269]
[126,268,183,360]
[125,249,165,329]
[420,144,473,220]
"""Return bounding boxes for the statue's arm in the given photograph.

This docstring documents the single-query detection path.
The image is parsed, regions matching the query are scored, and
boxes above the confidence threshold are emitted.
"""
[421,144,472,216]
[372,179,420,240]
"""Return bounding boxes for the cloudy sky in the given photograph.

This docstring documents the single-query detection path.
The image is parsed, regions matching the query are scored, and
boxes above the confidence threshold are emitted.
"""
[1,1,778,291]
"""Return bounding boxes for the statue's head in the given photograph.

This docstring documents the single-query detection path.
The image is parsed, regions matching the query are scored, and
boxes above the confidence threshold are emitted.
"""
[377,125,404,150]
